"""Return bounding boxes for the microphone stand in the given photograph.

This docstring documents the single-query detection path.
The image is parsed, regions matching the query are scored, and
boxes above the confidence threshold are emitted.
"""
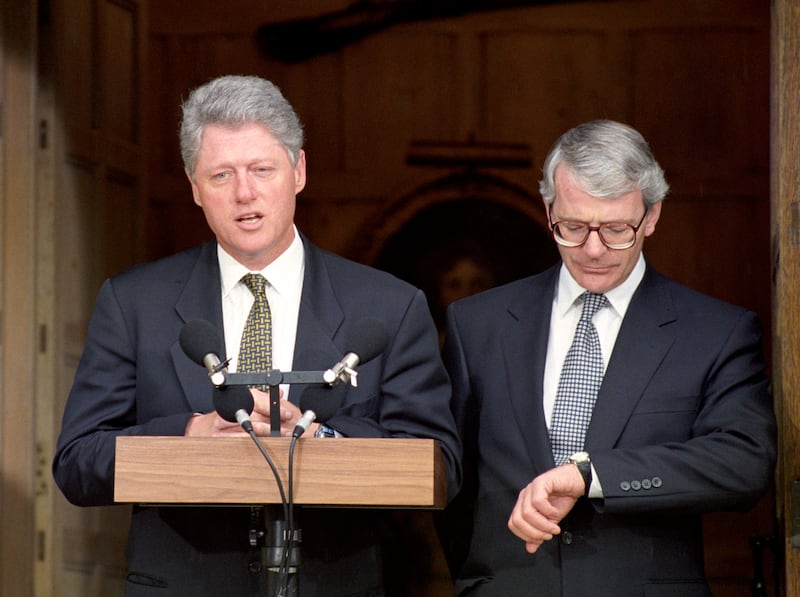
[220,368,335,597]
[222,369,329,436]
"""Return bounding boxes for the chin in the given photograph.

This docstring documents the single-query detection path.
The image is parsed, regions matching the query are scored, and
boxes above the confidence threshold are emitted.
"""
[577,275,616,295]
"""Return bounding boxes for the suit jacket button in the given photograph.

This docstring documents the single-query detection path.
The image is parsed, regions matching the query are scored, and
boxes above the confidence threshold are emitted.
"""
[249,561,262,574]
[641,478,652,490]
[620,481,631,491]
[652,477,663,488]
[631,480,642,491]
[561,531,573,545]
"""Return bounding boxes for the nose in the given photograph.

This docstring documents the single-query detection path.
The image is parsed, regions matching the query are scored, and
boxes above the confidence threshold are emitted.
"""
[582,228,607,257]
[234,173,257,202]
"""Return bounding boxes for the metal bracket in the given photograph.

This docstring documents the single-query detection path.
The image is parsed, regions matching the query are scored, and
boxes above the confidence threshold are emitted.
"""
[792,479,800,548]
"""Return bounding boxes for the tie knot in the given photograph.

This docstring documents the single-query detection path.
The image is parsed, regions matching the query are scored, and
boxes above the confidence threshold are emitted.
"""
[242,273,267,299]
[579,292,607,321]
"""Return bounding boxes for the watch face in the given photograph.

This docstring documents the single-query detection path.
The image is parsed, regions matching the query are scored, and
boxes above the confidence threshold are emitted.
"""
[569,451,590,463]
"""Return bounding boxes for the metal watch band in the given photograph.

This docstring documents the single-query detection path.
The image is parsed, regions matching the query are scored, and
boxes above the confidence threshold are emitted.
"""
[314,424,335,438]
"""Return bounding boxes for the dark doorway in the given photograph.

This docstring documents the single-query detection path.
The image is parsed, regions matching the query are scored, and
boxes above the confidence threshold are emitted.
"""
[375,197,559,333]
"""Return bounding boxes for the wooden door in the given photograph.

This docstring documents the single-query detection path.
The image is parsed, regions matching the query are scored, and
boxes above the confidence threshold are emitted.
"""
[0,3,38,596]
[35,0,148,594]
[772,0,800,594]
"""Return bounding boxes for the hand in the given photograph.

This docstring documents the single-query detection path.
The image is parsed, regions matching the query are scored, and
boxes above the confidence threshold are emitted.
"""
[184,411,248,437]
[250,387,302,437]
[507,464,585,553]
[184,387,303,437]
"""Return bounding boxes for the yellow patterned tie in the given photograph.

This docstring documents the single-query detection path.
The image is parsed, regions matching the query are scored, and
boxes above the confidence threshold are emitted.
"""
[238,273,272,390]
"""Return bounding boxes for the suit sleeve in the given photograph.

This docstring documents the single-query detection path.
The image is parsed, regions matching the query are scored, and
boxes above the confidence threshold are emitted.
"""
[591,309,776,513]
[52,279,194,506]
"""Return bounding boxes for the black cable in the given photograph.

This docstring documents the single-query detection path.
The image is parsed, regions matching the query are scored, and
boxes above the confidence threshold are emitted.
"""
[278,435,300,595]
[245,428,289,525]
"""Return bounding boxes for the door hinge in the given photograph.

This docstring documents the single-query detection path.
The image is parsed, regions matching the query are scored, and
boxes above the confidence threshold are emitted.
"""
[39,118,48,149]
[792,479,800,548]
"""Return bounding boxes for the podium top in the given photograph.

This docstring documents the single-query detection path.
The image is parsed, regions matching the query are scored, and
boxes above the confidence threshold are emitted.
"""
[115,436,446,509]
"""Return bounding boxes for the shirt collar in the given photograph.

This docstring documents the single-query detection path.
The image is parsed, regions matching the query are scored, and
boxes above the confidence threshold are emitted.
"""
[218,225,305,298]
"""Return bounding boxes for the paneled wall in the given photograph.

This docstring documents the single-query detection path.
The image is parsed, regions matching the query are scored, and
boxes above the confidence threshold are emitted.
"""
[143,0,772,594]
[42,0,149,594]
[147,0,770,320]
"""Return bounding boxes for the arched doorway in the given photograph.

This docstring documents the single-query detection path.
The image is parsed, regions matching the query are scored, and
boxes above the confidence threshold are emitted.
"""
[357,171,559,337]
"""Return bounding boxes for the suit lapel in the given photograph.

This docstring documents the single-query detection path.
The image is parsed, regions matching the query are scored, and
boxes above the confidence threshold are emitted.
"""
[504,267,560,471]
[290,238,346,405]
[170,241,225,413]
[585,267,677,450]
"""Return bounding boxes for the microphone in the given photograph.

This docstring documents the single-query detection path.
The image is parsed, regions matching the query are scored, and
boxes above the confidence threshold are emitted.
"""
[324,317,389,387]
[213,385,255,433]
[179,319,228,386]
[292,383,347,438]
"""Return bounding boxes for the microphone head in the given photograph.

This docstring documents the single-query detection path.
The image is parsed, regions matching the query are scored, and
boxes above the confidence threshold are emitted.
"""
[348,317,389,364]
[179,319,222,365]
[213,386,254,423]
[298,383,347,423]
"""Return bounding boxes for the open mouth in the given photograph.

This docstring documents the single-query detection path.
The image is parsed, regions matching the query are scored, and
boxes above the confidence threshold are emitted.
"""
[237,213,262,224]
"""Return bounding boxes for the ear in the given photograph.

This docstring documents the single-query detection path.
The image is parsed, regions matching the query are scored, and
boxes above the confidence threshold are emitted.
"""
[542,197,554,231]
[642,201,662,237]
[186,169,202,207]
[294,150,307,193]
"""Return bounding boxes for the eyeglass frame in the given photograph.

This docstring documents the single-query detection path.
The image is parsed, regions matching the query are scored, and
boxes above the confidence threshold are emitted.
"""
[547,207,650,250]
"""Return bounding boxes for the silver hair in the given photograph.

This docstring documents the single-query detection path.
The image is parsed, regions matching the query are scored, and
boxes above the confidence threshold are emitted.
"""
[539,119,669,207]
[180,75,304,177]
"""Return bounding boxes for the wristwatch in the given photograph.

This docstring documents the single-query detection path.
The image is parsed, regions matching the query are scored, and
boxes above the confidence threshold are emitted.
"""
[314,424,336,438]
[568,451,592,497]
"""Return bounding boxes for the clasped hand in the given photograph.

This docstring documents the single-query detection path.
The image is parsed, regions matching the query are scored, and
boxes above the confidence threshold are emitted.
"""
[184,388,312,437]
[507,464,586,553]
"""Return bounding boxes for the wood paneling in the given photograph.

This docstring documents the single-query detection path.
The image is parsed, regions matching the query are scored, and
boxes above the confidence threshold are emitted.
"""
[771,0,800,594]
[43,0,148,594]
[0,3,38,596]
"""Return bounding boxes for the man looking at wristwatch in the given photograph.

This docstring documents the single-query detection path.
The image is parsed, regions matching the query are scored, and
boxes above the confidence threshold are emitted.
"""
[439,120,776,596]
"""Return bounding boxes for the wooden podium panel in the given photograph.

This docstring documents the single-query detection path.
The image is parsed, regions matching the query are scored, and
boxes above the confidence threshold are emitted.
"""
[115,436,446,508]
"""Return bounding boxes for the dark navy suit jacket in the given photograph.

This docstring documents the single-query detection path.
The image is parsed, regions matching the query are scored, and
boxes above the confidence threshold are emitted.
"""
[53,237,461,596]
[441,263,775,597]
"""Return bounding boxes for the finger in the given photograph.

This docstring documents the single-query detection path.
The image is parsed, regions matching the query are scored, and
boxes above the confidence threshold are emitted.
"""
[525,539,546,554]
[509,486,561,538]
[250,390,270,415]
[508,505,558,543]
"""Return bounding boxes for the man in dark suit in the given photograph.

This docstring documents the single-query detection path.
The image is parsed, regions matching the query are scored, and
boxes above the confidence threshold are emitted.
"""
[440,120,776,596]
[52,74,461,596]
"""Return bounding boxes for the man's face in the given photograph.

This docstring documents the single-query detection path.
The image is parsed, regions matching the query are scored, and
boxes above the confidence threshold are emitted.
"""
[188,122,306,270]
[546,164,661,294]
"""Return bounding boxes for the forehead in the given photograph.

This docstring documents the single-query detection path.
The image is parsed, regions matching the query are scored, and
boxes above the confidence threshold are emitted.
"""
[552,166,644,219]
[195,123,291,170]
[199,122,278,145]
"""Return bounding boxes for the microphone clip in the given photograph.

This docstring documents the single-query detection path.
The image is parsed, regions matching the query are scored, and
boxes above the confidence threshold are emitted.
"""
[208,358,231,387]
[322,366,359,387]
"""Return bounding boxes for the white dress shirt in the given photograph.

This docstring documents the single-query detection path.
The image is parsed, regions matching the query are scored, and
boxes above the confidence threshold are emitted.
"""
[217,226,305,400]
[542,254,646,496]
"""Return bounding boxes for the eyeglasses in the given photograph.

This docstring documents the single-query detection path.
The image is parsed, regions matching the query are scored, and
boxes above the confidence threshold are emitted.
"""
[549,210,648,250]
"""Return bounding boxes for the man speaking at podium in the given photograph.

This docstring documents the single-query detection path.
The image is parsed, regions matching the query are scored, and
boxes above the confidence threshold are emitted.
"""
[52,74,461,596]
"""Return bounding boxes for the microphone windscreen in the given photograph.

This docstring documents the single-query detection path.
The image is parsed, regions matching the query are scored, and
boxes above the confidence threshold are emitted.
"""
[179,319,222,365]
[348,317,389,363]
[213,386,254,423]
[298,383,346,423]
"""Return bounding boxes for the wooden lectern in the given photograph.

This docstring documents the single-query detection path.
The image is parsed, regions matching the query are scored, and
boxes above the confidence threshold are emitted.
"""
[114,436,446,509]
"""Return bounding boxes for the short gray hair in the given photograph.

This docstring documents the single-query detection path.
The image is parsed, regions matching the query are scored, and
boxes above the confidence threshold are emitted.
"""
[180,75,304,177]
[539,120,669,207]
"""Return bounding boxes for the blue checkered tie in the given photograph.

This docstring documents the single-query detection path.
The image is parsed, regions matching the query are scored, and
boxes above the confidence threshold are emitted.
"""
[238,273,272,391]
[550,292,608,465]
